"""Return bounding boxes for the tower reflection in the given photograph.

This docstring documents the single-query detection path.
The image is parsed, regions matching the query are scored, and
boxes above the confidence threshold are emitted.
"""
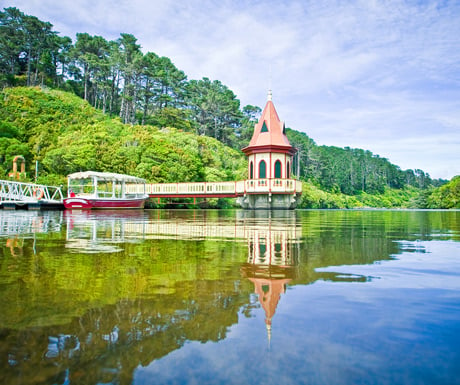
[239,210,300,343]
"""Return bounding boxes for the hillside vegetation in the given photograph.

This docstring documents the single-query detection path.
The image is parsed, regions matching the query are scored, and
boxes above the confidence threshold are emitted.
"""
[425,176,460,209]
[0,86,246,192]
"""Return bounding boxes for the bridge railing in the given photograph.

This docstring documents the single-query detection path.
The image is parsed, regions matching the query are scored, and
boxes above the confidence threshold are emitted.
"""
[127,179,302,197]
[0,180,64,202]
[137,181,240,197]
[243,179,302,194]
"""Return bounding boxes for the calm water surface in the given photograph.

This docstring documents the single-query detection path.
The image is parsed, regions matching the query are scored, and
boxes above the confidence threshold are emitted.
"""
[0,209,459,385]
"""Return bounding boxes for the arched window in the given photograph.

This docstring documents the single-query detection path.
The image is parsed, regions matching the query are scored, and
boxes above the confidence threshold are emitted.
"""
[259,243,266,260]
[250,161,254,179]
[274,160,282,178]
[259,160,266,179]
[286,161,290,178]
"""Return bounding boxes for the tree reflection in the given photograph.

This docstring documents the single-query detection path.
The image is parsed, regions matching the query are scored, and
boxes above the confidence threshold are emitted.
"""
[0,209,458,384]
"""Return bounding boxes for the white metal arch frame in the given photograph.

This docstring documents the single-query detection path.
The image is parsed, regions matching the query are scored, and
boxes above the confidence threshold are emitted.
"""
[0,180,63,202]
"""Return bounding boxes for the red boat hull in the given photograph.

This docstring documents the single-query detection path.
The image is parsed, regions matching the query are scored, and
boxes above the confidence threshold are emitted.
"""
[63,197,147,209]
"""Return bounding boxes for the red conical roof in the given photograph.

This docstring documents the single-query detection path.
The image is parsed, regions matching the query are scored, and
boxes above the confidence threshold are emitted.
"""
[242,92,296,155]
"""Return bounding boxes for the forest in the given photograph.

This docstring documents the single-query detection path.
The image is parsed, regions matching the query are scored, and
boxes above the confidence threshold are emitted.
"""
[0,7,458,209]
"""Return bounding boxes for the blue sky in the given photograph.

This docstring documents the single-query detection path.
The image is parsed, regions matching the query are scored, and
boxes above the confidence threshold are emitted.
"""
[6,0,460,179]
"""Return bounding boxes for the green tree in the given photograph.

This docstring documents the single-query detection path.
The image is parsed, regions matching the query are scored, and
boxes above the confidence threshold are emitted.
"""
[138,52,187,125]
[235,104,261,149]
[0,7,25,80]
[186,78,243,146]
[22,14,57,86]
[117,33,142,124]
[71,33,110,103]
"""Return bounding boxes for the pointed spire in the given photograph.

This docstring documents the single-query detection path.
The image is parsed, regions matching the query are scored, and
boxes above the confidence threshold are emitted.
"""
[242,93,294,153]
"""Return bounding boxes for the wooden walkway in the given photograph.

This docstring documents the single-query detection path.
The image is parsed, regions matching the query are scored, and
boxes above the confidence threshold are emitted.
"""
[126,179,302,198]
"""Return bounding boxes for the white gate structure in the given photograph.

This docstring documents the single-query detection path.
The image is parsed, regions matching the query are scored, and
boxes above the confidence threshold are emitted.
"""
[0,179,63,204]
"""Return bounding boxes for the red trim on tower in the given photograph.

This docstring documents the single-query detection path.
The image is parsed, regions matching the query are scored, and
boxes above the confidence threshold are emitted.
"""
[284,153,287,178]
[242,145,297,156]
[269,152,272,179]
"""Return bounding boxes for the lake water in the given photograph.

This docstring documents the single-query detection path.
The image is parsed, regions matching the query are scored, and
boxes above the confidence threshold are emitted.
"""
[0,209,459,385]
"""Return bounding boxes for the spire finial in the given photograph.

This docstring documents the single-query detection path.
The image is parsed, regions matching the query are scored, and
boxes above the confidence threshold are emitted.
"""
[266,321,272,350]
[268,64,272,101]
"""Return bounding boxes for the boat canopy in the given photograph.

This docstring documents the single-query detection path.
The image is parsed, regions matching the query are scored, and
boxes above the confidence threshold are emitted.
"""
[67,171,146,184]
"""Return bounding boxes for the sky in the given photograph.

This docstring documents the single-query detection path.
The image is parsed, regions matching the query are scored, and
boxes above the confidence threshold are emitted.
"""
[5,0,460,179]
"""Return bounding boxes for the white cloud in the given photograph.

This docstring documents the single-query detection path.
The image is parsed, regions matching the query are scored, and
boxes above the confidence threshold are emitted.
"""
[5,0,460,179]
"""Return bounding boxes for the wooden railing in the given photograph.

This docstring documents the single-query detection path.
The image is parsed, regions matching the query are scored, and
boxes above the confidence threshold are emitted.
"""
[243,179,302,194]
[126,179,302,198]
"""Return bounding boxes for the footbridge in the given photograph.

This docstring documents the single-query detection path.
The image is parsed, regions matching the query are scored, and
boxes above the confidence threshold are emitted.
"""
[126,178,302,209]
[0,179,64,209]
[127,179,302,198]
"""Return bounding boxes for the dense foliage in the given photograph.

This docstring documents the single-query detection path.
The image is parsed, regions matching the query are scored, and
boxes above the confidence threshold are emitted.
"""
[287,129,441,195]
[425,176,460,209]
[298,181,425,209]
[0,87,246,189]
[0,7,456,209]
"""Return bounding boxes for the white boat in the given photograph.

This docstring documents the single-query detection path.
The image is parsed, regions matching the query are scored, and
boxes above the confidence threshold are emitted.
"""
[63,171,148,209]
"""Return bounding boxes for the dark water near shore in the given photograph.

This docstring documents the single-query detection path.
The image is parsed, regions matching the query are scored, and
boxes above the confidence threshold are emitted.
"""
[0,209,459,385]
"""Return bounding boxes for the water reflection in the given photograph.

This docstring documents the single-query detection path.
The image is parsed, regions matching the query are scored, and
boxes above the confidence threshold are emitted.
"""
[0,209,458,385]
[0,210,64,237]
[65,210,147,253]
[64,209,301,243]
[0,210,63,256]
[64,210,302,344]
[65,210,303,342]
[0,210,305,385]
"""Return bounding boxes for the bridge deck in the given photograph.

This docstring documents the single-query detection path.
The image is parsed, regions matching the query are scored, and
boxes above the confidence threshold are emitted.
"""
[127,179,302,198]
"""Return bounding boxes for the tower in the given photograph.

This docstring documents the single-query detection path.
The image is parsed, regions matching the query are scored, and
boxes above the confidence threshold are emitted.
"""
[238,91,301,209]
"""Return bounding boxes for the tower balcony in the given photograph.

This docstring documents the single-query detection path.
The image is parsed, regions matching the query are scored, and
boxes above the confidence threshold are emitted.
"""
[240,178,302,195]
